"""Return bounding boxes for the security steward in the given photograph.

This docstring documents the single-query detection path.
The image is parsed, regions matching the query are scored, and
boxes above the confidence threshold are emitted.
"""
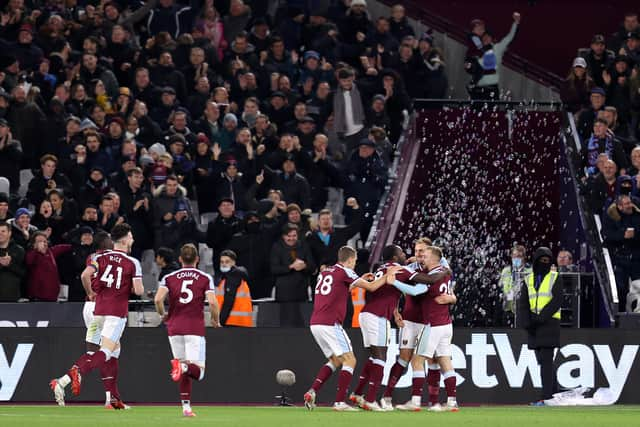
[216,250,254,327]
[518,246,563,405]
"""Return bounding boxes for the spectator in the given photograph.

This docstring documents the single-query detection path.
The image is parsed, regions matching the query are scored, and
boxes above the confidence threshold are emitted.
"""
[148,0,197,38]
[8,208,38,249]
[263,154,311,210]
[77,52,119,100]
[0,118,22,195]
[47,189,78,244]
[25,231,72,302]
[78,167,111,210]
[152,174,193,250]
[603,56,633,127]
[210,157,250,214]
[333,68,369,154]
[97,194,122,232]
[601,194,640,312]
[577,87,607,140]
[116,168,153,258]
[345,138,387,240]
[307,198,361,269]
[0,193,11,221]
[283,203,311,237]
[205,197,242,271]
[227,211,273,298]
[587,159,618,213]
[215,249,253,327]
[155,246,180,283]
[223,0,252,43]
[556,250,577,273]
[581,34,613,89]
[417,32,448,99]
[584,118,628,176]
[560,57,594,113]
[498,244,532,327]
[301,133,344,211]
[468,12,521,100]
[0,220,26,302]
[628,146,640,175]
[269,224,316,326]
[607,12,639,53]
[65,227,95,302]
[389,5,415,43]
[7,85,47,169]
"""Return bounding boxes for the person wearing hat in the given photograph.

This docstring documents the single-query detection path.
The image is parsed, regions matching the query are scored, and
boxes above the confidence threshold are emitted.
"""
[264,90,292,133]
[0,219,26,302]
[0,118,22,195]
[8,208,38,253]
[345,138,387,240]
[581,34,614,89]
[337,0,373,46]
[389,5,415,43]
[6,84,47,170]
[150,83,181,127]
[621,30,640,66]
[294,115,317,150]
[518,247,564,405]
[205,196,242,273]
[11,23,43,72]
[262,154,311,211]
[560,57,595,113]
[576,86,607,140]
[366,94,391,134]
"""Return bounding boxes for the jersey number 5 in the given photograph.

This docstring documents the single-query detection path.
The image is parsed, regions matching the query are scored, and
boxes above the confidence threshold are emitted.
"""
[315,274,333,295]
[101,265,123,289]
[180,280,194,304]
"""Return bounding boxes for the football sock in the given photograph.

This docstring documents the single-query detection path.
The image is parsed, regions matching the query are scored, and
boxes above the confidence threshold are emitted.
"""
[335,366,353,403]
[443,371,456,400]
[411,370,425,405]
[365,359,385,403]
[427,364,441,405]
[180,374,192,403]
[383,359,408,398]
[354,358,373,395]
[100,357,120,399]
[311,362,336,392]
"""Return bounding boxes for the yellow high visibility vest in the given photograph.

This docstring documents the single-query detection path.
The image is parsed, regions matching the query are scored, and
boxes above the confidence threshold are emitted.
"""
[216,278,254,327]
[351,287,365,328]
[527,271,561,320]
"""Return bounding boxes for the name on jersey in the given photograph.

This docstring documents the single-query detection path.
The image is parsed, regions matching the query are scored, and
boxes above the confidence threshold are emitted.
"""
[109,255,123,263]
[176,271,201,280]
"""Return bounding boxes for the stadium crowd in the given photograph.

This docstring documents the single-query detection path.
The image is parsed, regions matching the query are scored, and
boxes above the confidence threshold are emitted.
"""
[0,0,451,306]
[559,11,640,312]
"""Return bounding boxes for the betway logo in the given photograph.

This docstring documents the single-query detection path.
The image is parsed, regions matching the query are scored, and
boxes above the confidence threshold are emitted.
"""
[0,344,34,400]
[384,332,638,401]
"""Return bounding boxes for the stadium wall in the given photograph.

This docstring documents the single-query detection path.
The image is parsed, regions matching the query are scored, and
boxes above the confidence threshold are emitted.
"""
[1,328,638,404]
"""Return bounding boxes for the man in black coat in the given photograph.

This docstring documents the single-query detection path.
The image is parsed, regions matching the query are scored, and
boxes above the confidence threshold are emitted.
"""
[116,168,153,258]
[263,154,311,210]
[26,154,73,208]
[205,197,242,272]
[518,247,563,405]
[227,211,273,298]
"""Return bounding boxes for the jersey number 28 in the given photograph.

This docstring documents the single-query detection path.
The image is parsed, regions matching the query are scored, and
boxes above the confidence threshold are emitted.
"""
[315,274,333,295]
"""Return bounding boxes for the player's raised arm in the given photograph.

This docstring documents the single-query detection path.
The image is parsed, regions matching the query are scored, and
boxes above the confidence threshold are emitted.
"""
[411,268,452,284]
[154,285,169,317]
[206,291,222,328]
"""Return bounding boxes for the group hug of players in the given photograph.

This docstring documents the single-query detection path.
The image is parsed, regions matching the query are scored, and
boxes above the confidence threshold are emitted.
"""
[49,223,219,417]
[46,223,455,415]
[304,237,459,412]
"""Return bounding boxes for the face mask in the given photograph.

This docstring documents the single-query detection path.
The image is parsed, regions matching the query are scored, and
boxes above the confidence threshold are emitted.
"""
[512,258,522,269]
[220,266,231,273]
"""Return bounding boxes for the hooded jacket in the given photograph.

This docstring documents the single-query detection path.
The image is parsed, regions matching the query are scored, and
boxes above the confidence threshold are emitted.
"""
[517,247,563,348]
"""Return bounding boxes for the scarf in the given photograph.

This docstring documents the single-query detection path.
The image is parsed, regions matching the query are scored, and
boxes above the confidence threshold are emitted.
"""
[587,134,614,175]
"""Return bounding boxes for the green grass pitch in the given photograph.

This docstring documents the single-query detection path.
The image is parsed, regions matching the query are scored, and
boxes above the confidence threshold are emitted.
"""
[1,405,639,427]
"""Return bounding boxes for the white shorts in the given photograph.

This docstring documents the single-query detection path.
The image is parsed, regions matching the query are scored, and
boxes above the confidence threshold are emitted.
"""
[399,320,425,350]
[82,301,95,328]
[91,315,127,344]
[359,312,390,348]
[416,323,453,358]
[168,335,206,367]
[310,324,353,358]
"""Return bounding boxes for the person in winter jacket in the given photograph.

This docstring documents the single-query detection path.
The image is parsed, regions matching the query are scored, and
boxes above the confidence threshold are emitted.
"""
[25,231,72,301]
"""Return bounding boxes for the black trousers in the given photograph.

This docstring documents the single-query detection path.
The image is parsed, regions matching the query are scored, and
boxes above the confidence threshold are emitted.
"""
[535,347,556,400]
